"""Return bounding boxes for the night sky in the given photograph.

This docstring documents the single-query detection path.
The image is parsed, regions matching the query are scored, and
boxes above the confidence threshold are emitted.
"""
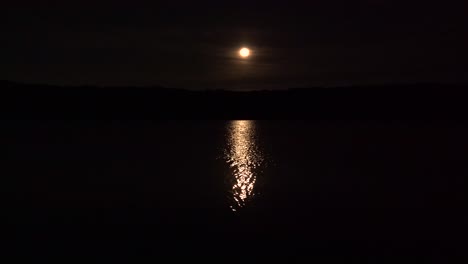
[3,1,468,90]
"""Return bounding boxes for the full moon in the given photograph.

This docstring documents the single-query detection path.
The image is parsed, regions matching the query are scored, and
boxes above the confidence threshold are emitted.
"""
[239,47,250,58]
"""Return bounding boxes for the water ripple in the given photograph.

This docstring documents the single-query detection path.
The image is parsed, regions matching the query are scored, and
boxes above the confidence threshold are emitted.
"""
[225,120,264,211]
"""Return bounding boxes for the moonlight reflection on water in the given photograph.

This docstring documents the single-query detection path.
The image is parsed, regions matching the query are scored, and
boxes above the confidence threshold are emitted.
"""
[225,120,264,211]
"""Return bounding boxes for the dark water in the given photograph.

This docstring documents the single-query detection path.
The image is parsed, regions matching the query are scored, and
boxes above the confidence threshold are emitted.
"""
[4,120,468,261]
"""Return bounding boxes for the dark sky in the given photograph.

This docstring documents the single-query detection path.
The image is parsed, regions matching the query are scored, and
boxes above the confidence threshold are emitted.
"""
[2,0,468,89]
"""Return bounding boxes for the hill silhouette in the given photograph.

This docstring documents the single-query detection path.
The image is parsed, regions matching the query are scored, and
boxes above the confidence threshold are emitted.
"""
[2,80,468,120]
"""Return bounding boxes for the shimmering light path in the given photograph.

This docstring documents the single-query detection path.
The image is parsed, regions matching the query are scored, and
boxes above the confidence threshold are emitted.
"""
[225,120,264,211]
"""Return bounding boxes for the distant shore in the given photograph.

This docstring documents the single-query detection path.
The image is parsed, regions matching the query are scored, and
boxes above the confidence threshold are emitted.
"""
[2,80,468,120]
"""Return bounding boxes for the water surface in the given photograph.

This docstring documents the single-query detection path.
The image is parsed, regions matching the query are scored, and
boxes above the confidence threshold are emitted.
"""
[225,120,264,211]
[5,120,468,260]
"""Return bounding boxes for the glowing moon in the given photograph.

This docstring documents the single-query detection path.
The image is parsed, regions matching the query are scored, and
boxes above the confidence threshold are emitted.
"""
[239,47,250,58]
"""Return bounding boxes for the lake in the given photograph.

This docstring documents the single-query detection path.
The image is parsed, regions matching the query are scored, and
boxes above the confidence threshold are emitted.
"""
[5,120,467,261]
